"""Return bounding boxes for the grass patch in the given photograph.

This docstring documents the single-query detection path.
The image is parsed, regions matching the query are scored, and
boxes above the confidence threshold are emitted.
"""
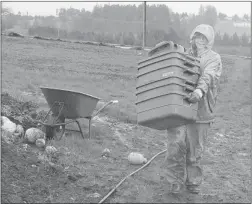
[2,36,139,124]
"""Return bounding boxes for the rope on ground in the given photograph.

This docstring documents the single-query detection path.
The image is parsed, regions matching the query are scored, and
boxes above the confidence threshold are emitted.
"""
[98,149,167,204]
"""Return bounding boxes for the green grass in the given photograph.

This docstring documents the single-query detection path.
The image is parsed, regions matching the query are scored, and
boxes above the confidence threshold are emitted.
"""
[2,36,143,124]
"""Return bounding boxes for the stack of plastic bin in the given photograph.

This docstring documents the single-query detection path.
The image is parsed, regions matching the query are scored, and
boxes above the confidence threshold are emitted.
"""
[136,41,201,130]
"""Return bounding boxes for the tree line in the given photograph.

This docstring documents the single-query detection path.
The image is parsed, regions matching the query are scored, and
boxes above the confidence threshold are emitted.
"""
[2,4,251,47]
[27,26,250,47]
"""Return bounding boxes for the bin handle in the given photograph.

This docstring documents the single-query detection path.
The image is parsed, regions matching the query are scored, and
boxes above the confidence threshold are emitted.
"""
[184,79,196,87]
[183,68,197,75]
[136,91,190,105]
[184,54,198,62]
[183,85,195,92]
[182,53,200,67]
[148,41,174,56]
[183,59,197,67]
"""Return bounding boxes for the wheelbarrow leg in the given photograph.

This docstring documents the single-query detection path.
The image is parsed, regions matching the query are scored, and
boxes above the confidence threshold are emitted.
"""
[88,118,91,139]
[75,120,85,139]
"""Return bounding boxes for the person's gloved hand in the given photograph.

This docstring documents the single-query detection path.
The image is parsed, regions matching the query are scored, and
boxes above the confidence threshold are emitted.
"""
[187,89,203,103]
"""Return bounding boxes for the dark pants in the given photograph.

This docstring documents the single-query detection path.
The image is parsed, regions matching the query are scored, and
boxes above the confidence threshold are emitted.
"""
[160,123,210,193]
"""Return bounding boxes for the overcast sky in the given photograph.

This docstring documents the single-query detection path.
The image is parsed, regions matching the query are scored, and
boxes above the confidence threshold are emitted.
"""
[3,1,251,17]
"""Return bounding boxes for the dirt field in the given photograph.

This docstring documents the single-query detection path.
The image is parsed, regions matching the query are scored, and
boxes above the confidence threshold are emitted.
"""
[1,35,251,203]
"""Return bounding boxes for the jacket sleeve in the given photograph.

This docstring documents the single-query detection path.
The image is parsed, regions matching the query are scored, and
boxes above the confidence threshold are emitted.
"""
[196,53,222,95]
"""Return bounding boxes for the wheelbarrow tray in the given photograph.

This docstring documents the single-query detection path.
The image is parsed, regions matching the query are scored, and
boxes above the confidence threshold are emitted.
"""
[40,86,101,119]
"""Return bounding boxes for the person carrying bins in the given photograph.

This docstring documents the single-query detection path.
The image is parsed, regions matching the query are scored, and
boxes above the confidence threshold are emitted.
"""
[158,24,223,194]
[136,24,222,194]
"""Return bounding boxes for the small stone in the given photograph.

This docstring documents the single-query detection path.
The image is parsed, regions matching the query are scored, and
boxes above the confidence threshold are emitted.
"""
[1,116,16,134]
[87,192,101,198]
[24,128,45,143]
[45,146,57,155]
[36,138,46,148]
[128,152,147,165]
[102,148,111,157]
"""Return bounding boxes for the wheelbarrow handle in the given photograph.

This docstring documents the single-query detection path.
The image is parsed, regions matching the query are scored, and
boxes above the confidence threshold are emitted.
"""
[91,100,118,118]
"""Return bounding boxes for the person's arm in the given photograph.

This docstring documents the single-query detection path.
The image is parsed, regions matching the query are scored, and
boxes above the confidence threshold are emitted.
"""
[188,53,222,103]
[196,54,222,96]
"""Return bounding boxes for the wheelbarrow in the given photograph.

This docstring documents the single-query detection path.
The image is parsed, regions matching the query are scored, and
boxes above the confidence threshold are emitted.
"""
[35,87,118,140]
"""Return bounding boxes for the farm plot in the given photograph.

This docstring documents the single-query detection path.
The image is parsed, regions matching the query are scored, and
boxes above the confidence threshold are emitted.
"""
[1,36,251,203]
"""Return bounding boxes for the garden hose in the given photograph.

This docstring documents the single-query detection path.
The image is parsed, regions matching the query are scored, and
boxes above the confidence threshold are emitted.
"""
[98,149,167,203]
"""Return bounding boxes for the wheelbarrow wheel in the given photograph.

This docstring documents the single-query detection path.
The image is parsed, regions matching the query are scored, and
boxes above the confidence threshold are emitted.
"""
[46,114,66,141]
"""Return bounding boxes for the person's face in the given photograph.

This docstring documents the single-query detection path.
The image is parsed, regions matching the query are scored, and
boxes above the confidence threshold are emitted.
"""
[192,32,208,46]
